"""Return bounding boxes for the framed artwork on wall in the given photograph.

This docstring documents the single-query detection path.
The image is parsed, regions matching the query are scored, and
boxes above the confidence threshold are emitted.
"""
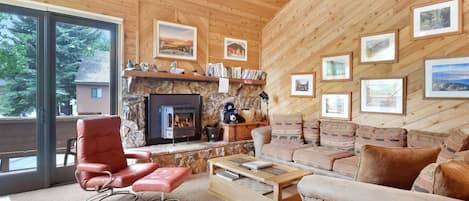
[224,37,248,61]
[425,57,469,99]
[360,30,398,64]
[153,20,197,60]
[411,0,463,40]
[291,73,315,97]
[321,52,352,81]
[321,92,352,120]
[360,77,406,115]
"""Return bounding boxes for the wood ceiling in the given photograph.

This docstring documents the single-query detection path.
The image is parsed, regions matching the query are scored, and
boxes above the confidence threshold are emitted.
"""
[180,0,290,24]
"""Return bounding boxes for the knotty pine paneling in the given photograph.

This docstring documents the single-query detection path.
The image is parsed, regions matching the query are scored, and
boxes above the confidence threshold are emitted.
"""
[33,0,288,71]
[261,0,469,132]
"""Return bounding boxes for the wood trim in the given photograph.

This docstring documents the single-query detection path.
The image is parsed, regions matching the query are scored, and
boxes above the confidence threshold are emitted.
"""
[320,52,353,82]
[359,30,399,64]
[410,0,464,40]
[122,70,266,85]
[359,77,407,115]
[290,72,316,98]
[319,92,352,121]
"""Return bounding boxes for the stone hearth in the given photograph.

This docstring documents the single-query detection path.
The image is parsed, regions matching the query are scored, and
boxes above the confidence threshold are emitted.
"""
[121,76,264,147]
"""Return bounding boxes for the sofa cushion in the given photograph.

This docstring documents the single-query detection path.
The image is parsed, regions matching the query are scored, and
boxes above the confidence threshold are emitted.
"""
[356,145,441,190]
[270,114,303,145]
[303,119,320,145]
[437,129,469,163]
[293,146,353,170]
[411,163,438,193]
[434,160,469,200]
[332,155,359,178]
[407,130,449,148]
[262,143,312,161]
[320,121,357,151]
[354,126,407,155]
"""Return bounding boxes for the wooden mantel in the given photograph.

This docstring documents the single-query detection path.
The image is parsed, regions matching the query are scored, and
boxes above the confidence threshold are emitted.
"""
[122,70,266,85]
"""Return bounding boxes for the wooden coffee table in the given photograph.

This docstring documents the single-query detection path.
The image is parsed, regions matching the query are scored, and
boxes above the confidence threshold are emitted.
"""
[208,154,311,201]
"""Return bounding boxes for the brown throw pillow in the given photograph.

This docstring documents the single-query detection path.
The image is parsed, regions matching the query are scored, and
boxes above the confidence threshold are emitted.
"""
[356,145,441,190]
[434,160,469,200]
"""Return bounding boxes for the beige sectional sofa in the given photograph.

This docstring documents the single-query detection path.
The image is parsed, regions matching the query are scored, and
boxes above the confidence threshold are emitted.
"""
[251,114,431,180]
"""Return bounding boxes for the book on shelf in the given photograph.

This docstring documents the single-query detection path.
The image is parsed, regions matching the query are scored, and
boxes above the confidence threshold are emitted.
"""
[216,170,242,181]
[241,161,273,170]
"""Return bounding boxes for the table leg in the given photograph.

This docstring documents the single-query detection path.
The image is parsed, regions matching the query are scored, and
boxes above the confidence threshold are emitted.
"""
[273,184,282,201]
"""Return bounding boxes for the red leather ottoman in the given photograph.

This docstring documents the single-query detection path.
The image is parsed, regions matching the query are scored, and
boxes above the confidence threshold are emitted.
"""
[132,167,191,200]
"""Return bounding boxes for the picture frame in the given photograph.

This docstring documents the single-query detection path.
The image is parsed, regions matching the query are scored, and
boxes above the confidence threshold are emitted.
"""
[224,37,248,61]
[360,77,406,115]
[360,30,398,64]
[410,0,463,40]
[153,20,197,61]
[321,92,352,120]
[291,73,315,97]
[321,52,353,81]
[424,56,469,99]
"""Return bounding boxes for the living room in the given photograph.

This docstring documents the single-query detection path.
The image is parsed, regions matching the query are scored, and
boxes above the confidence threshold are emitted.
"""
[0,0,468,201]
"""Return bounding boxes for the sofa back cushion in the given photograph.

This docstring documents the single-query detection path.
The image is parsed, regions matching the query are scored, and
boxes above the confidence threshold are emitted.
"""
[407,130,449,148]
[320,121,356,151]
[303,119,320,145]
[437,128,469,163]
[356,145,441,190]
[271,114,303,145]
[354,126,407,155]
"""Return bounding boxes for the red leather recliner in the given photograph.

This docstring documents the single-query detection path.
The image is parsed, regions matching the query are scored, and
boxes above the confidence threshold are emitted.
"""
[75,116,158,200]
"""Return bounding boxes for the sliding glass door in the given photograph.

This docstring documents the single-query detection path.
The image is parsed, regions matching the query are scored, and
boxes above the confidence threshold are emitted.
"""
[0,4,118,194]
[0,5,46,194]
[49,14,117,183]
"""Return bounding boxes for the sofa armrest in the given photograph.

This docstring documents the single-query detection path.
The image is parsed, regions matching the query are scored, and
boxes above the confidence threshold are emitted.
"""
[298,175,459,201]
[251,126,272,157]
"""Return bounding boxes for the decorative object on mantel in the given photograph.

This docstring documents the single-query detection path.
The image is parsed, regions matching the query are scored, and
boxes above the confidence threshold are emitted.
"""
[169,61,185,74]
[223,102,245,124]
[206,63,265,81]
[125,59,137,70]
[154,20,197,61]
[258,91,269,121]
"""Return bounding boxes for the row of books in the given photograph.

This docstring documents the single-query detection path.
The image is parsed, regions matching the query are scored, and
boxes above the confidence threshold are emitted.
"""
[206,63,266,80]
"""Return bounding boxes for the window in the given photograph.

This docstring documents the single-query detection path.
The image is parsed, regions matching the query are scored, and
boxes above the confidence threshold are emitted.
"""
[91,87,102,98]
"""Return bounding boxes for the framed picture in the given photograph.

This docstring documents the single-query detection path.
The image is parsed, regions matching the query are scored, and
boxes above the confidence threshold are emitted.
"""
[321,52,352,81]
[411,0,463,40]
[224,37,248,61]
[360,30,398,64]
[425,57,469,99]
[360,77,406,114]
[291,73,315,97]
[321,92,352,120]
[153,20,197,60]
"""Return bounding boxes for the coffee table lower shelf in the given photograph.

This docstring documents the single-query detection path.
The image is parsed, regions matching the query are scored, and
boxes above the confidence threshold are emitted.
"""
[208,175,301,201]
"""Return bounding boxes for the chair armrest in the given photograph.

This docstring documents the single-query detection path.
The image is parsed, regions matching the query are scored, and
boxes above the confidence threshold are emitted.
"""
[76,163,111,173]
[251,126,272,157]
[298,175,459,201]
[125,150,152,161]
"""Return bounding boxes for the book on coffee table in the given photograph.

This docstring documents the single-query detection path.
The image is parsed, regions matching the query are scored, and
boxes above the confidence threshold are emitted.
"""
[241,161,273,170]
[216,170,241,181]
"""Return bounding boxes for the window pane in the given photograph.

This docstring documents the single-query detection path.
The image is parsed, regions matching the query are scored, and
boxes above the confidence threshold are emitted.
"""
[0,12,38,173]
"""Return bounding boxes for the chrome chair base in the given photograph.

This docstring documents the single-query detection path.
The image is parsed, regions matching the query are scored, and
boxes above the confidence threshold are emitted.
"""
[86,188,138,201]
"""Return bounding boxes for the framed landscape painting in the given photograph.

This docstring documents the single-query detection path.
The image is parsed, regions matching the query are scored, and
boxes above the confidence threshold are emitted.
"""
[360,30,398,64]
[425,57,469,98]
[321,92,352,120]
[321,52,352,81]
[224,37,247,61]
[360,78,406,114]
[291,73,315,97]
[411,0,463,40]
[154,20,197,60]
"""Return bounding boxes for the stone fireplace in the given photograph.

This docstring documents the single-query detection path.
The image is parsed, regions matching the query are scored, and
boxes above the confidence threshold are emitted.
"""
[121,77,264,148]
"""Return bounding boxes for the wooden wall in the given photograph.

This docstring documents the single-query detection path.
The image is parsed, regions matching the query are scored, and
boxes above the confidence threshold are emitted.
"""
[34,0,284,72]
[262,0,469,132]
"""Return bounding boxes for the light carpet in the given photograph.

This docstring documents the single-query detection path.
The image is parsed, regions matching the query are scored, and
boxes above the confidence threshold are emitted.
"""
[5,173,221,201]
